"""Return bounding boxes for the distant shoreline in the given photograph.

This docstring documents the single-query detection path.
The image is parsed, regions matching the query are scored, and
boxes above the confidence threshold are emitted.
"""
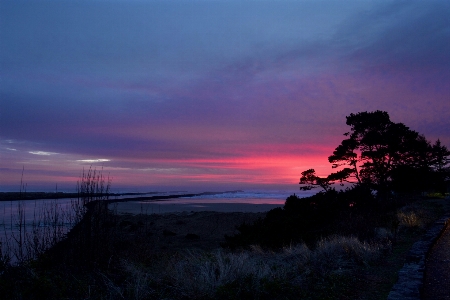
[0,191,159,201]
[0,190,245,202]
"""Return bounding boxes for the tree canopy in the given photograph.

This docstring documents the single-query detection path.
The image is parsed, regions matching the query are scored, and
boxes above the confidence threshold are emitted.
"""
[300,111,450,198]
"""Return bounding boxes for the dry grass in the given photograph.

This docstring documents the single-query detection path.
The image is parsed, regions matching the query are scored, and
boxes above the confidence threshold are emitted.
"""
[143,236,388,299]
[310,236,387,278]
[104,236,387,299]
[397,204,429,229]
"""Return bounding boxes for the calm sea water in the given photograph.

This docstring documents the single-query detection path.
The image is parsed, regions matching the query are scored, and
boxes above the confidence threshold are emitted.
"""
[0,198,75,231]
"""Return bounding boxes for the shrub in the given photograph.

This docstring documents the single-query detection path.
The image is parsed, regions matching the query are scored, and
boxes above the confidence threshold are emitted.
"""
[396,205,427,229]
[160,236,386,299]
[310,236,386,278]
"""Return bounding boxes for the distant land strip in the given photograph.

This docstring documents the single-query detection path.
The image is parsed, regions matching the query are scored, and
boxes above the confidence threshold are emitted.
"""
[0,190,244,202]
[0,192,160,201]
[103,190,245,205]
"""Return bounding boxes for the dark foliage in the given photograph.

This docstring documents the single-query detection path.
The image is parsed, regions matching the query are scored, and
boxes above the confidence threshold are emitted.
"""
[223,185,400,249]
[300,111,450,199]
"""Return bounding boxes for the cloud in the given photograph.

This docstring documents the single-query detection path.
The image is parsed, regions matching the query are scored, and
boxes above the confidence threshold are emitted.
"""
[76,159,111,163]
[334,1,450,70]
[29,151,59,156]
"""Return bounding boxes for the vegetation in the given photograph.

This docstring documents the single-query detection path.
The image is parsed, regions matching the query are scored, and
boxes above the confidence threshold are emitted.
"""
[0,195,444,299]
[0,167,112,265]
[299,111,450,198]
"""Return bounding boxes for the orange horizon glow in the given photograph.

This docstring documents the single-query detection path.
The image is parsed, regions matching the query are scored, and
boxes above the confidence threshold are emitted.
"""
[0,150,336,191]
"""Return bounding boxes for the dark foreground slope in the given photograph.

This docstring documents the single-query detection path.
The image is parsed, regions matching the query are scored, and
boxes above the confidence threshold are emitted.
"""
[0,194,448,300]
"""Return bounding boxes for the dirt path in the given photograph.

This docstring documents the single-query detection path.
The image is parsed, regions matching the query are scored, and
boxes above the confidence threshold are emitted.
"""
[423,221,450,300]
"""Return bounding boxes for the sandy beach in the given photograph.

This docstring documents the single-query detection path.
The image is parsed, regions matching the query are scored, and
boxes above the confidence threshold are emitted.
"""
[113,210,267,253]
[112,200,283,214]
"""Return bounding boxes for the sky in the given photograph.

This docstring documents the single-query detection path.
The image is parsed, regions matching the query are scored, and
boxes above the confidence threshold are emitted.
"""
[1,0,449,192]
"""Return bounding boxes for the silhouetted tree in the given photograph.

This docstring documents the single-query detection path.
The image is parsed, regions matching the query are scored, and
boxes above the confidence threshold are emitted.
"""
[300,111,450,199]
[299,168,355,192]
[429,139,450,192]
[299,169,332,192]
[431,139,450,173]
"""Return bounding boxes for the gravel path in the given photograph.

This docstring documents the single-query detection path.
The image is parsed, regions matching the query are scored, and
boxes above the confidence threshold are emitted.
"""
[423,221,450,300]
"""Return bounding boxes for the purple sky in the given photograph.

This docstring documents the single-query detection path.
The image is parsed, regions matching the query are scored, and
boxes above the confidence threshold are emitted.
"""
[1,0,449,192]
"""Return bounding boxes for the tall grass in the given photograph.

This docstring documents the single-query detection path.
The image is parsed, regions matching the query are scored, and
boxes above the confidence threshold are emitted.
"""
[396,204,430,229]
[122,238,383,299]
[96,236,387,299]
[0,167,111,267]
[0,199,70,265]
[72,166,111,223]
